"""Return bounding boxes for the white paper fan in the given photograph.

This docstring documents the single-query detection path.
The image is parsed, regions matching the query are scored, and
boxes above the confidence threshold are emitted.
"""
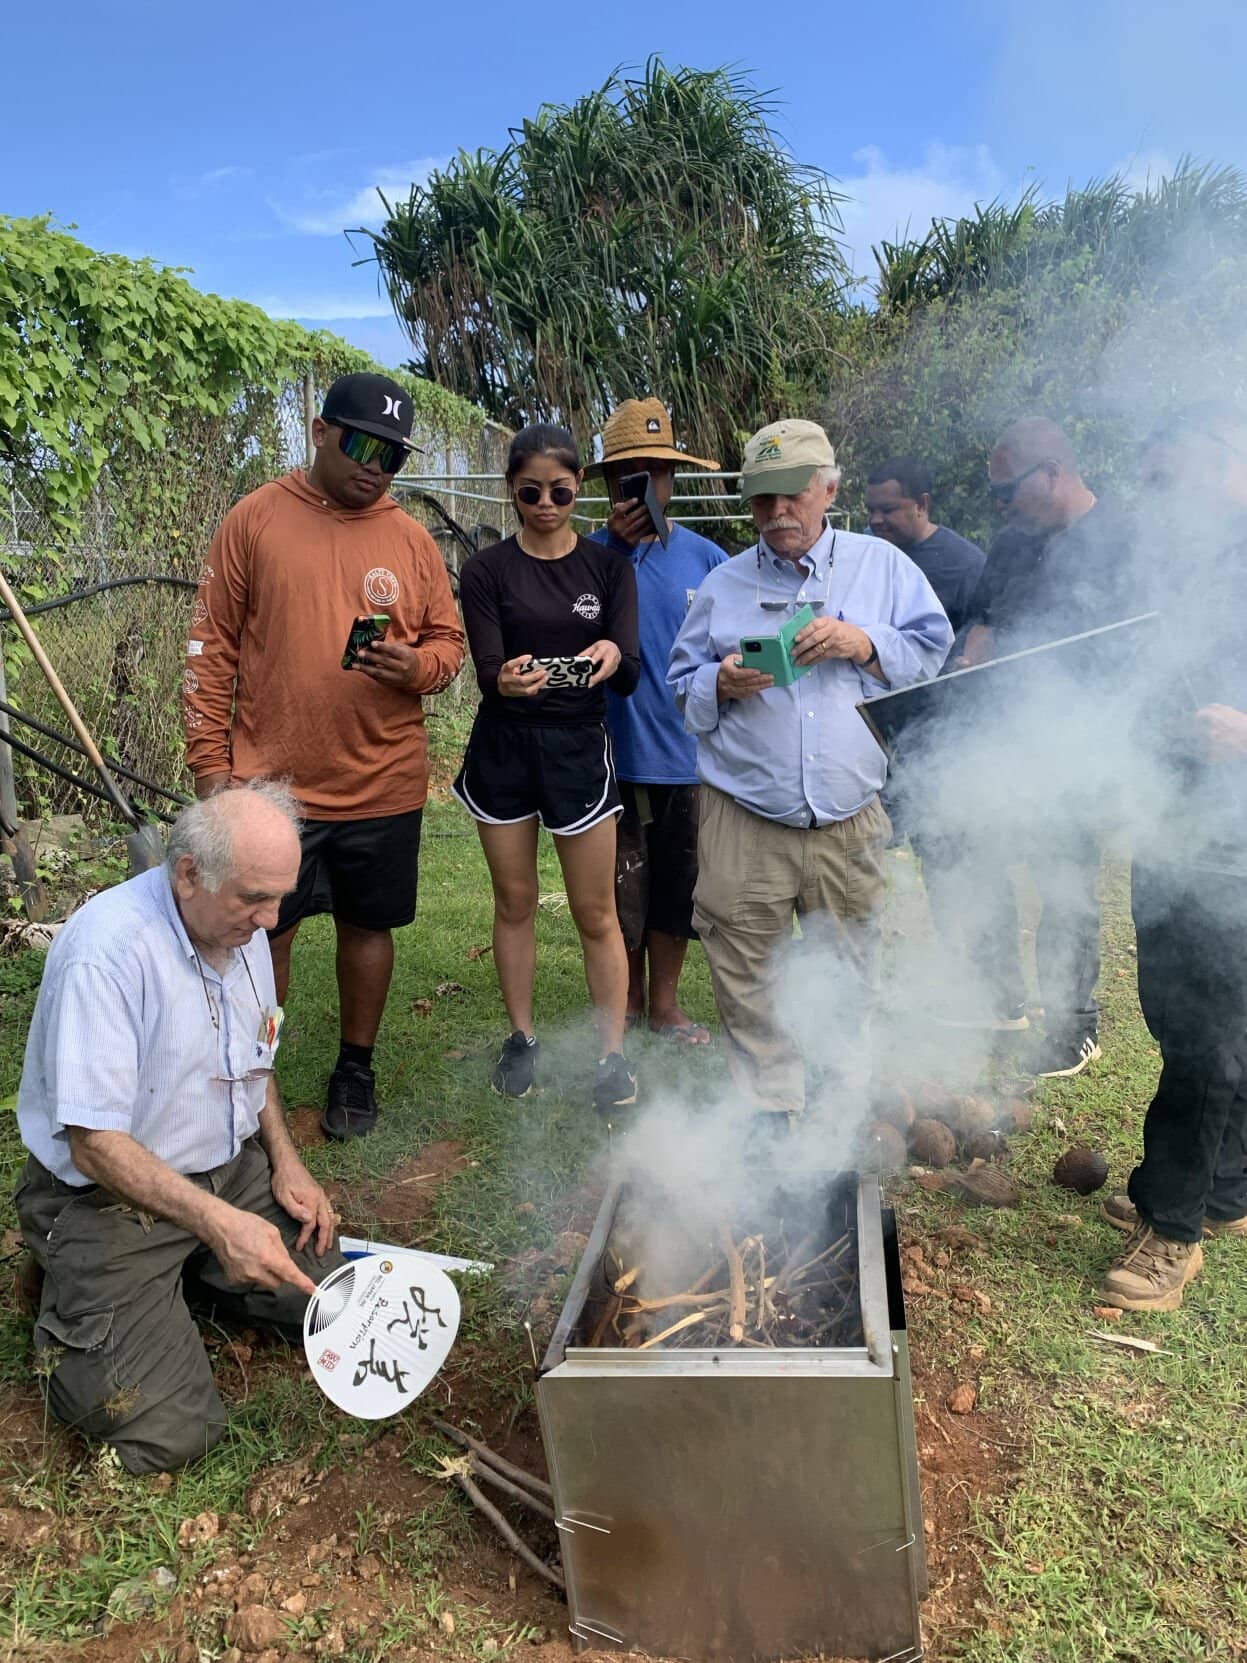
[304,1251,460,1420]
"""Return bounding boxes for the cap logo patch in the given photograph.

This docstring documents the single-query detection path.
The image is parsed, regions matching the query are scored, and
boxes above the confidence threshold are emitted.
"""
[382,395,404,420]
[646,418,662,433]
[755,437,783,460]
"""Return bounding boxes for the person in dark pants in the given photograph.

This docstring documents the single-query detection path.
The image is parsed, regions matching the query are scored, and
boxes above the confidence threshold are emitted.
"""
[587,398,727,1043]
[1098,406,1247,1311]
[955,419,1137,1077]
[14,787,341,1471]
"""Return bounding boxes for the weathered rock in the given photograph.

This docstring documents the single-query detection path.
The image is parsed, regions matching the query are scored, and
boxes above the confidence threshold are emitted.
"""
[947,1383,978,1415]
[226,1605,286,1653]
[177,1510,220,1549]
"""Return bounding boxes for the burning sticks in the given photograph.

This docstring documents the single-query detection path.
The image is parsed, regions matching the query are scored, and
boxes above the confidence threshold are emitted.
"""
[589,1221,861,1351]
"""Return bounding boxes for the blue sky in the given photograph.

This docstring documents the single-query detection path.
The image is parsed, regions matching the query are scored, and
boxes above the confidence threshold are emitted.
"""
[4,0,1244,371]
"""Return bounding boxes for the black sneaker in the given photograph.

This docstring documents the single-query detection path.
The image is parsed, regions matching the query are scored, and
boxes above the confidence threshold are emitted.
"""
[492,1031,539,1098]
[322,1061,379,1141]
[1025,1033,1102,1079]
[593,1053,638,1117]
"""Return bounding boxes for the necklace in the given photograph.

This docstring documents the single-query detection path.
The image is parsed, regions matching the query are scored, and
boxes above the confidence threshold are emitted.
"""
[516,525,577,560]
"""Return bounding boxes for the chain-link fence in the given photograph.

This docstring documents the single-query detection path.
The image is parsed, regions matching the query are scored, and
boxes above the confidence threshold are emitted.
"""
[1,375,512,828]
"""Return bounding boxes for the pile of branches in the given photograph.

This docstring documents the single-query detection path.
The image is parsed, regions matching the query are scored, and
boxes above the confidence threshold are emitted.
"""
[589,1221,861,1351]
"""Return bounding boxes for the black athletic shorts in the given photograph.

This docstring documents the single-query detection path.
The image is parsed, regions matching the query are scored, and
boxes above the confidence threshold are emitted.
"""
[271,807,424,936]
[615,782,702,950]
[453,716,622,837]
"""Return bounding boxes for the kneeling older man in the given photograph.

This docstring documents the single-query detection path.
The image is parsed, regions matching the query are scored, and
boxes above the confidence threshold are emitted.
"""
[15,783,342,1473]
[668,420,952,1120]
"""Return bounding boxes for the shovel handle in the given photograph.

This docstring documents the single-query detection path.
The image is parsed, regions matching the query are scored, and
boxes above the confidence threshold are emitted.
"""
[0,565,140,827]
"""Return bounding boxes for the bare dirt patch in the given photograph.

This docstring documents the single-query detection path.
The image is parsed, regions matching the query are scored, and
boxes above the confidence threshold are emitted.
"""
[0,1177,1019,1663]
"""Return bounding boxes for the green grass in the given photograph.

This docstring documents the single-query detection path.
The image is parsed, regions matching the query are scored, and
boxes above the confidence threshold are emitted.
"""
[0,815,1244,1660]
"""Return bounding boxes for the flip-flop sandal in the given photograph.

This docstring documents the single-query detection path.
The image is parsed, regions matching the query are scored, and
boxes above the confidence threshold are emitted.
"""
[650,1022,712,1046]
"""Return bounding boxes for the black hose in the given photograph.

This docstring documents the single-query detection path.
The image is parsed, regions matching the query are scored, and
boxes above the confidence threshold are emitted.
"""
[0,725,174,822]
[0,574,197,622]
[0,698,190,807]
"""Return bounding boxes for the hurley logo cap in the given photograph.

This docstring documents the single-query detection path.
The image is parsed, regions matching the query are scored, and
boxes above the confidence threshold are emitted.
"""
[739,419,837,501]
[321,372,422,451]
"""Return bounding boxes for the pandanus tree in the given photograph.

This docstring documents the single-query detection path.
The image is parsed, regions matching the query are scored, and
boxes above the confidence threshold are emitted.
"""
[354,59,851,463]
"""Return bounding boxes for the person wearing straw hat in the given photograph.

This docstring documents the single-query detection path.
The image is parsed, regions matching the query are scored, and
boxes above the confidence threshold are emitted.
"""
[668,418,952,1125]
[589,399,727,1045]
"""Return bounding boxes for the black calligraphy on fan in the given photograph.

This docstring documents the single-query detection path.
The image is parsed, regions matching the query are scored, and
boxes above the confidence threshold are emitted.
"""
[386,1285,449,1351]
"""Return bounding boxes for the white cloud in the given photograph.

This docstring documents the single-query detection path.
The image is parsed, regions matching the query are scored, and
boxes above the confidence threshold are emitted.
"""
[836,143,1018,285]
[272,157,450,236]
[1110,149,1179,195]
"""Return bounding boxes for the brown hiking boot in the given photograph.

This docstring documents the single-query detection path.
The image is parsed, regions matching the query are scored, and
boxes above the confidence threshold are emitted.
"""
[1101,1225,1203,1312]
[1101,1196,1247,1238]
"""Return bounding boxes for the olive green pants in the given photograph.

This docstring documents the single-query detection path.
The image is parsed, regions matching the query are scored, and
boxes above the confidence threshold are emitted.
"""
[15,1140,343,1475]
[693,786,889,1118]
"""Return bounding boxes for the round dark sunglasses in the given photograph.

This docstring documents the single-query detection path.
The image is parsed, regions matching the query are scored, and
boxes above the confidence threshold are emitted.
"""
[516,484,577,507]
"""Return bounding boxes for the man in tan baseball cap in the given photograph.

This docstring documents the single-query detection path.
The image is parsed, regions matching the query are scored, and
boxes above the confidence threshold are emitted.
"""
[589,399,726,1046]
[738,418,839,503]
[667,413,953,1125]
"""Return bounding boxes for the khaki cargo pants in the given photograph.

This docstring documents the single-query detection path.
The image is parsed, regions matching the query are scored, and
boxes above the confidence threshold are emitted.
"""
[693,787,890,1118]
[15,1139,344,1475]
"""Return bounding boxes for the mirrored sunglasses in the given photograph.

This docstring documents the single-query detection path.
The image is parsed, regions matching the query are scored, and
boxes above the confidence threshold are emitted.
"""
[337,425,409,474]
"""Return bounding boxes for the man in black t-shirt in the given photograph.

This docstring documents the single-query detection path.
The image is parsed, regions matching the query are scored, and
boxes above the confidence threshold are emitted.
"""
[865,457,986,652]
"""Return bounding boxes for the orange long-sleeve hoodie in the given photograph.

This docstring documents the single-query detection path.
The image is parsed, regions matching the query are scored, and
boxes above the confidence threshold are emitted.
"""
[183,471,465,819]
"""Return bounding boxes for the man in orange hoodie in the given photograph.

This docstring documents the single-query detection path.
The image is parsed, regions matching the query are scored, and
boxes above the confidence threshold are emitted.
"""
[184,373,465,1140]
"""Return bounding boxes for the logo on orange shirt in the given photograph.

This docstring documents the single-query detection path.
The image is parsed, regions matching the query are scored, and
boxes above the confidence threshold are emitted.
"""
[364,568,400,607]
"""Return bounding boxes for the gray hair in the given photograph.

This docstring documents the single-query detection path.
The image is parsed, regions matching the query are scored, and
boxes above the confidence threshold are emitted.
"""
[166,779,302,891]
[815,462,842,489]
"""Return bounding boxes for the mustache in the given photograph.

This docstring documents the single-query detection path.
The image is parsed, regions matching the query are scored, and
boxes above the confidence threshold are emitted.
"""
[763,518,802,533]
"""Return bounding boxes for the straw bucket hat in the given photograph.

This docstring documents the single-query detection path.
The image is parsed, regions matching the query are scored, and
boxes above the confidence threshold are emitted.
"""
[587,398,719,473]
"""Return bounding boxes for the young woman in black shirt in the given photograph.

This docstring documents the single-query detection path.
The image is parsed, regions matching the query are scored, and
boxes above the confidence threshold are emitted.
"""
[455,425,641,1115]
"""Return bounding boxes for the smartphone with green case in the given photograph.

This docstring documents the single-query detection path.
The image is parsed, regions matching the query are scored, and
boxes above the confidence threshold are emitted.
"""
[738,604,816,686]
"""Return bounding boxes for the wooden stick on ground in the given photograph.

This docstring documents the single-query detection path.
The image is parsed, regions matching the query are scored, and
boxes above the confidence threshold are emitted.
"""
[433,1420,554,1501]
[469,1455,556,1522]
[456,1470,565,1591]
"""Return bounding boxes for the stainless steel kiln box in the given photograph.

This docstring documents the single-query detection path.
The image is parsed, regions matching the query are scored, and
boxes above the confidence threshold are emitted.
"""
[537,1173,925,1663]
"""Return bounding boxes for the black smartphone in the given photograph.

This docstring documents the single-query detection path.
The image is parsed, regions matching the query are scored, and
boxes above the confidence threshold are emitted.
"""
[342,614,389,670]
[616,470,671,547]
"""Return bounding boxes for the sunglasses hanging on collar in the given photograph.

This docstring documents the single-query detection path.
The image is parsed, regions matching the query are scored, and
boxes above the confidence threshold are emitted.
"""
[755,531,837,612]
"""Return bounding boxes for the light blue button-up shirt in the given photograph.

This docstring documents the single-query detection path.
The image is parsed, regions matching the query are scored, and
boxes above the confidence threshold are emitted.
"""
[667,522,952,826]
[17,866,280,1186]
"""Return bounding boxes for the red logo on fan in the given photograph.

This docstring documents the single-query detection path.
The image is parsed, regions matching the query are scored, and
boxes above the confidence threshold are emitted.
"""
[317,1348,341,1371]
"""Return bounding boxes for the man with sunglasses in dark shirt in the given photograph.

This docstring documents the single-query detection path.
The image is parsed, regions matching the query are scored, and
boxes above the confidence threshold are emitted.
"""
[951,420,1135,1077]
[186,373,464,1140]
